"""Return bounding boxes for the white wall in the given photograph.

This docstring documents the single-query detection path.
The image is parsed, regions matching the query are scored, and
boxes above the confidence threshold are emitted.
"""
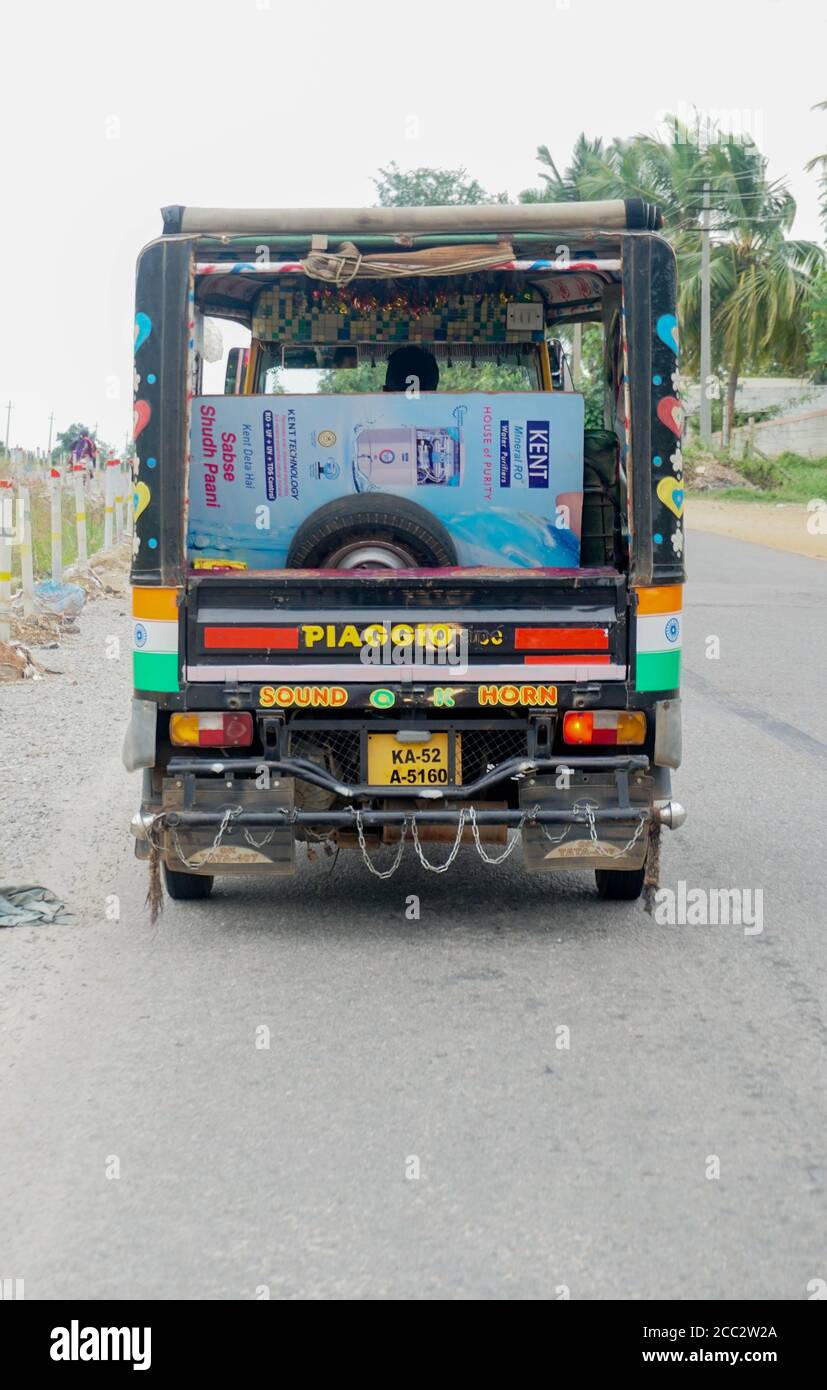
[728,409,827,459]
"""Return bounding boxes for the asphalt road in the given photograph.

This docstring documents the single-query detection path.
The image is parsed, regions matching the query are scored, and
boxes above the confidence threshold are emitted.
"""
[1,529,825,1300]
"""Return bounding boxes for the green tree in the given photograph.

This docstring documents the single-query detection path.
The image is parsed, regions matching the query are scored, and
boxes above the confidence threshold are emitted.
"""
[520,127,712,413]
[572,324,606,430]
[437,361,529,391]
[806,270,827,380]
[519,136,607,204]
[318,361,384,394]
[328,162,517,395]
[804,99,827,230]
[317,359,531,395]
[373,161,508,207]
[522,121,824,434]
[521,120,716,301]
[689,136,822,433]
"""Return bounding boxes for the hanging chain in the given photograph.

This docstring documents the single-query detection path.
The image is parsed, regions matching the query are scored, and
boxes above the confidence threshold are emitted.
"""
[151,798,651,881]
[303,823,339,849]
[170,805,243,870]
[351,808,409,879]
[468,806,531,865]
[410,810,468,872]
[528,803,573,848]
[352,805,555,875]
[243,826,277,848]
[536,824,573,846]
[576,800,649,858]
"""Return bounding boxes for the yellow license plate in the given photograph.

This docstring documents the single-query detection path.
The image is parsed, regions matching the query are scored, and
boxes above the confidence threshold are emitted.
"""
[367,732,460,787]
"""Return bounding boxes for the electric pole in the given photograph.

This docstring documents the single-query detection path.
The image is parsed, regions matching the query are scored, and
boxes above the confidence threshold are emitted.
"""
[4,400,12,455]
[699,181,712,444]
[47,409,55,460]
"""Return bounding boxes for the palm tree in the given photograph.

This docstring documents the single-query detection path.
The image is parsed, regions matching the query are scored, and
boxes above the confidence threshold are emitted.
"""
[698,137,823,434]
[521,123,707,231]
[520,123,711,368]
[522,120,824,436]
[804,99,827,229]
[519,136,606,203]
[803,101,827,380]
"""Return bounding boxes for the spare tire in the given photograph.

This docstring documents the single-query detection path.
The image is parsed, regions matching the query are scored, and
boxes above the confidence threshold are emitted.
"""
[286,494,458,570]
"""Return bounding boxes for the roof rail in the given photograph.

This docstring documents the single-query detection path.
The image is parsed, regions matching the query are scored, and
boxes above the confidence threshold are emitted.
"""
[162,199,663,237]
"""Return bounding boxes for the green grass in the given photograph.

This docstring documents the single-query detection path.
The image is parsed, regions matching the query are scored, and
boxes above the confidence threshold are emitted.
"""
[692,453,827,504]
[10,485,106,583]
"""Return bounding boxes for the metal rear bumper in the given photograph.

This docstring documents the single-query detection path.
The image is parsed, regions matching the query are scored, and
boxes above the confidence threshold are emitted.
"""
[131,752,685,875]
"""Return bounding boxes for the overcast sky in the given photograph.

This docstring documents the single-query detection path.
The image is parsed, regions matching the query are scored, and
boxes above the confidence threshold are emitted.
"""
[1,0,825,452]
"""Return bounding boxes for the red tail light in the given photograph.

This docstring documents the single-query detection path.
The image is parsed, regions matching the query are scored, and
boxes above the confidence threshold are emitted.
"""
[562,711,646,745]
[170,712,253,747]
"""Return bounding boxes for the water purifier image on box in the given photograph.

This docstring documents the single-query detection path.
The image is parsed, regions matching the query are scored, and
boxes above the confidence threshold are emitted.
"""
[354,427,463,488]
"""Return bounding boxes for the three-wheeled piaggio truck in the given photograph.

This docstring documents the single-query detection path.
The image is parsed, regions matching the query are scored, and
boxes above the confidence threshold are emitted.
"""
[125,200,686,904]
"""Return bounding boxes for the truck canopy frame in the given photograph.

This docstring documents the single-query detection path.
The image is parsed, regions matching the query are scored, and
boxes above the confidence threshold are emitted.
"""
[132,207,682,593]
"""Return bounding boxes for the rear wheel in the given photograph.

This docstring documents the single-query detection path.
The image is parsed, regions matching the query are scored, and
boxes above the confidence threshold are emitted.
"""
[286,494,458,570]
[594,865,646,900]
[163,864,214,900]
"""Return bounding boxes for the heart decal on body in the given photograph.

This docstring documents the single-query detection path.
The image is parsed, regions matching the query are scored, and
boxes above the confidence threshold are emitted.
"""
[133,481,151,522]
[657,395,684,436]
[656,313,679,354]
[134,312,152,352]
[657,475,684,518]
[133,399,151,440]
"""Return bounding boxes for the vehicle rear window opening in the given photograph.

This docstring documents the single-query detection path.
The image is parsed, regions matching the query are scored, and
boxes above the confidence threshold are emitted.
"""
[189,260,630,576]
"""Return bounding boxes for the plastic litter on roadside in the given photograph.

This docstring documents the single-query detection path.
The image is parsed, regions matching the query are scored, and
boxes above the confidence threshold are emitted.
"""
[34,580,86,617]
[0,885,73,927]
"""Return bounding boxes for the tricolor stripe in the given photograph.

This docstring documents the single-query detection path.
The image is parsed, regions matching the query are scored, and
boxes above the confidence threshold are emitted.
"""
[133,618,178,653]
[636,650,680,690]
[132,587,180,692]
[635,586,682,692]
[196,258,622,276]
[134,651,180,692]
[636,585,682,615]
[132,586,180,621]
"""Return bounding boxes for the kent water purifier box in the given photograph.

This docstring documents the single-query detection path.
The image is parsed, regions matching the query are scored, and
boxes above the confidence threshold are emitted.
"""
[186,392,584,569]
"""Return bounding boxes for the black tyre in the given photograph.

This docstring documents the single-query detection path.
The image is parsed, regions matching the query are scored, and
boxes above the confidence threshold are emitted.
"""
[163,863,214,900]
[286,494,458,570]
[595,865,646,900]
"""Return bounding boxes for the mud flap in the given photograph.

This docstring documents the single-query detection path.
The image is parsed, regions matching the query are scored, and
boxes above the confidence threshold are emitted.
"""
[521,771,652,872]
[161,777,296,875]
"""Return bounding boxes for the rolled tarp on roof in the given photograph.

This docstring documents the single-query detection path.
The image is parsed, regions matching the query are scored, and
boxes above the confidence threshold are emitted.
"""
[302,240,517,284]
[164,199,662,237]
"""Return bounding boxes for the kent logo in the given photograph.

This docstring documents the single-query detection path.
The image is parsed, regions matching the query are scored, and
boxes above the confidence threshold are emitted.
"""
[526,420,550,488]
[50,1320,151,1370]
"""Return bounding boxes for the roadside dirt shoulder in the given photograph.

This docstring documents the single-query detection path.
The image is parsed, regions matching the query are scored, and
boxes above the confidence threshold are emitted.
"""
[686,497,827,560]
